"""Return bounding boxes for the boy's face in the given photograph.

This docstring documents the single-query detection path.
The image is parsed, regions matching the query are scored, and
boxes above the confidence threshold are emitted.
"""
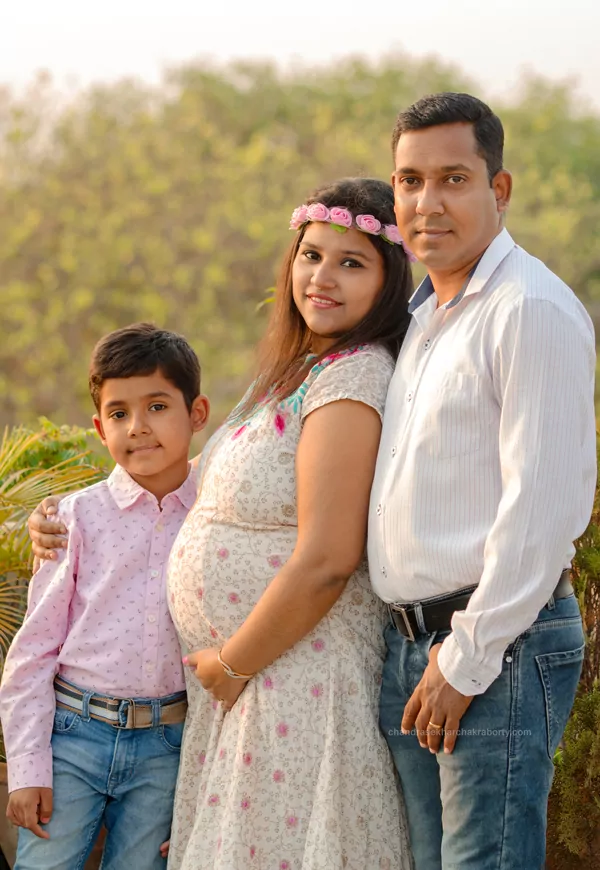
[93,369,209,498]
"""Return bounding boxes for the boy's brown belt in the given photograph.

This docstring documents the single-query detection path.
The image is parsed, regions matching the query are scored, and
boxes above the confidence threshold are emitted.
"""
[54,676,187,729]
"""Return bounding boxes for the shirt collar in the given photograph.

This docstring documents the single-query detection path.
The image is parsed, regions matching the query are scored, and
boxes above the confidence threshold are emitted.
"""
[408,228,517,315]
[107,462,197,511]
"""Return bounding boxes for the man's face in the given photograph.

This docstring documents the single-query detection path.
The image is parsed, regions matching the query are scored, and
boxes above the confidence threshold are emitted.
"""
[392,122,511,273]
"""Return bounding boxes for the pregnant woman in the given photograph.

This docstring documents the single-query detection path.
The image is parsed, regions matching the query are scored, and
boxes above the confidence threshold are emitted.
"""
[166,177,414,870]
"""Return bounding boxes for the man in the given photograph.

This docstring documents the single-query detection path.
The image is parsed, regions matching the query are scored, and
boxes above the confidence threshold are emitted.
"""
[368,92,596,869]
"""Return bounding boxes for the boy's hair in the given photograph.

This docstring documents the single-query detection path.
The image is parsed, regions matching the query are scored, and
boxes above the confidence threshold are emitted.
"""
[89,322,201,412]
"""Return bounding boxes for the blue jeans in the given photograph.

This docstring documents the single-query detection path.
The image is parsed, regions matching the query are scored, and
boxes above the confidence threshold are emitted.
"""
[380,594,584,870]
[15,692,184,870]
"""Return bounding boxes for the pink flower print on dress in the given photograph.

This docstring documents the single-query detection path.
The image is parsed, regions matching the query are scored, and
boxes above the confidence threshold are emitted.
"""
[197,588,204,599]
[212,699,219,710]
[177,546,185,558]
[217,837,222,851]
[228,592,240,604]
[210,627,219,639]
[208,793,220,806]
[241,796,251,811]
[280,860,291,869]
[263,676,274,689]
[268,555,282,569]
[311,638,325,652]
[217,547,229,560]
[232,424,247,440]
[276,722,289,737]
[311,684,324,698]
[274,412,286,436]
[250,846,256,859]
[219,748,226,760]
[198,750,206,765]
[273,769,285,783]
[243,752,252,766]
[286,816,298,829]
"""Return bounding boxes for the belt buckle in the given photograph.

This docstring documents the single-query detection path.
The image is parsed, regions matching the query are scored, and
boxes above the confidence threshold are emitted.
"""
[392,605,415,642]
[112,699,136,729]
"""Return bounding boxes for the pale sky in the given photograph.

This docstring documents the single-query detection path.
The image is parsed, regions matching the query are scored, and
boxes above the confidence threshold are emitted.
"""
[1,0,598,110]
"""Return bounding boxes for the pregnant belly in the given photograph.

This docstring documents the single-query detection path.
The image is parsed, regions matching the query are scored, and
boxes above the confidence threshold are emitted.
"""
[167,518,296,649]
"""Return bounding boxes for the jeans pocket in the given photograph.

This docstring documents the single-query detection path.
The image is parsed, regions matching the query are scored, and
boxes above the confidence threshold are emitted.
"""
[53,707,82,734]
[535,642,584,759]
[159,721,184,752]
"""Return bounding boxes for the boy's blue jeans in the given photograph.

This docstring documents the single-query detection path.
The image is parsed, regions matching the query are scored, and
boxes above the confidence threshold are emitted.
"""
[15,691,184,870]
[380,593,584,870]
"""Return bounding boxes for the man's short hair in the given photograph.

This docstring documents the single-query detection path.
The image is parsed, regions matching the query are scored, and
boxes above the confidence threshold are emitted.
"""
[391,92,504,182]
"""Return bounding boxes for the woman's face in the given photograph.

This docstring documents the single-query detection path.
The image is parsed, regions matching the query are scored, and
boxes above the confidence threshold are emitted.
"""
[292,222,386,354]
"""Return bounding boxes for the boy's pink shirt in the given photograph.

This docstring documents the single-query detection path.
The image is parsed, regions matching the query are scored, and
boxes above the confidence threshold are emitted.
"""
[0,464,197,793]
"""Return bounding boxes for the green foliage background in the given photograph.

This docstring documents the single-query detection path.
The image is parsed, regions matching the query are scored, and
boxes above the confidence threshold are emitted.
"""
[1,56,599,436]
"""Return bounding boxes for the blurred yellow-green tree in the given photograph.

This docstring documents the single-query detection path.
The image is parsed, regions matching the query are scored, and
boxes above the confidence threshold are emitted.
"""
[0,57,599,434]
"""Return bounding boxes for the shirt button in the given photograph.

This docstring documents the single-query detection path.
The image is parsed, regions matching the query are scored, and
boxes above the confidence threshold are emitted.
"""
[381,566,387,576]
[406,391,413,403]
[391,446,397,457]
[150,569,159,578]
[423,340,431,350]
[376,504,382,516]
[148,614,157,623]
[155,523,164,532]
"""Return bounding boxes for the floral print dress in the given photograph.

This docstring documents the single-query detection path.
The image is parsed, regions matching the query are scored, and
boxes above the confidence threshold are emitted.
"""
[166,345,412,870]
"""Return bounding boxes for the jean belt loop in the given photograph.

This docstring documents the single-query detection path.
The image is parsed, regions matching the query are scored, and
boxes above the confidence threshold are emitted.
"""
[80,690,93,722]
[118,699,129,728]
[546,593,556,611]
[152,699,161,728]
[413,603,426,635]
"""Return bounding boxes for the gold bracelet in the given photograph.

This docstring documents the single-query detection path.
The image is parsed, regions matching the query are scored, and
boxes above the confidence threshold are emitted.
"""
[217,649,254,680]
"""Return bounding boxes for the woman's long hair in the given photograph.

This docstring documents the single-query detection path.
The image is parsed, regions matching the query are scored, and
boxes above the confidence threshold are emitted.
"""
[239,177,413,418]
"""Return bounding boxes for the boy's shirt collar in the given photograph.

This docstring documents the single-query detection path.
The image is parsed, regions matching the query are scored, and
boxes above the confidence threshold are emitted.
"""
[107,462,197,511]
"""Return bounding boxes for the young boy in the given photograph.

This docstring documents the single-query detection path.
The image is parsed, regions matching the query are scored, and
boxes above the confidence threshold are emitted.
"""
[0,323,209,870]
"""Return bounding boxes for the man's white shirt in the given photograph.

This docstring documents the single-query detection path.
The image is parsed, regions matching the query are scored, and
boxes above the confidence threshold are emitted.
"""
[368,229,596,695]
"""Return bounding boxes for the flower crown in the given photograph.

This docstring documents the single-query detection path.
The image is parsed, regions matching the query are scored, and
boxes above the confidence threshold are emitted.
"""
[289,202,417,262]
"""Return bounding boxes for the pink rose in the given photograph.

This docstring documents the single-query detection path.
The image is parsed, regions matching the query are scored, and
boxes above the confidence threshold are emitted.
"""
[306,202,330,222]
[382,224,402,244]
[289,205,308,230]
[355,214,382,235]
[329,207,353,228]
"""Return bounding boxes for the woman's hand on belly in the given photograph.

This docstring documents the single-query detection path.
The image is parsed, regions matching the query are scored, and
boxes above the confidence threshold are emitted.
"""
[183,647,249,712]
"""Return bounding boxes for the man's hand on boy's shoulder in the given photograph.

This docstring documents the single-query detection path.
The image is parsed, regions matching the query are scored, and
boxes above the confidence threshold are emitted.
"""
[7,786,53,839]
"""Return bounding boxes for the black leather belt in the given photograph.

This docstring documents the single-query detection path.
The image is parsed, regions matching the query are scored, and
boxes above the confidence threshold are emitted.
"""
[388,569,573,641]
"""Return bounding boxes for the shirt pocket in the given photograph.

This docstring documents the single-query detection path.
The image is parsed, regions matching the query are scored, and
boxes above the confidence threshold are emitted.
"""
[423,371,484,459]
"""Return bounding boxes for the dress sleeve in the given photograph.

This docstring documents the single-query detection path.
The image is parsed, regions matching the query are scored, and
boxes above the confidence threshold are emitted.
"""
[300,347,394,423]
